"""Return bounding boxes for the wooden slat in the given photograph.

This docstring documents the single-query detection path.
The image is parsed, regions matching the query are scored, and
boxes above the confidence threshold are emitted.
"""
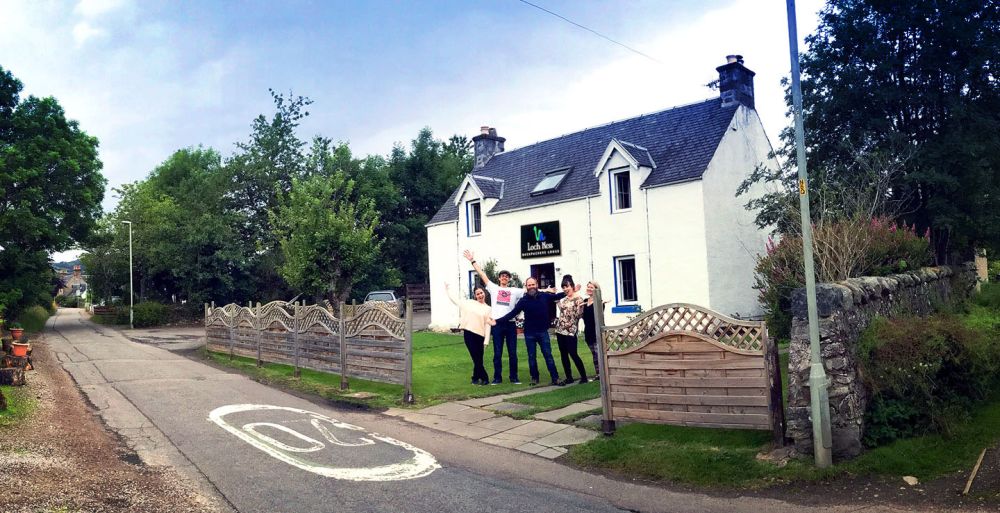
[609,375,767,388]
[612,407,770,428]
[610,392,768,407]
[608,357,763,370]
[639,339,726,354]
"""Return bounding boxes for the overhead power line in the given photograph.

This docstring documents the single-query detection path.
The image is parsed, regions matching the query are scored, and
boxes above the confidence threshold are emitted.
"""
[516,0,666,66]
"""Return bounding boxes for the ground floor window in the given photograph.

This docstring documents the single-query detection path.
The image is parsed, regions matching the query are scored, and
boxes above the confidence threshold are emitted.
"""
[615,255,638,304]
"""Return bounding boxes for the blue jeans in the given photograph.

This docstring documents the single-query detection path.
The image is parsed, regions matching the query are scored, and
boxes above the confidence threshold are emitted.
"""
[523,331,559,383]
[491,321,519,382]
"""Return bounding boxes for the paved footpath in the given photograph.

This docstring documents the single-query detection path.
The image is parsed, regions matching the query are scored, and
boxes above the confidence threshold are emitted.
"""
[45,308,910,513]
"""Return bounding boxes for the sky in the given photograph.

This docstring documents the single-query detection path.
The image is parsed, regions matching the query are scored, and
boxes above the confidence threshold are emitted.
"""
[0,0,825,262]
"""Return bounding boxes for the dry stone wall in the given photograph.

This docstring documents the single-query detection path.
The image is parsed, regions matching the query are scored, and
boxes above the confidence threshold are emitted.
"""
[786,263,977,459]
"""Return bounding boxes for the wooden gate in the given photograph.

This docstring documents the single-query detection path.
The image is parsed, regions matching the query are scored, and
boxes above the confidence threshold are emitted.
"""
[593,295,784,444]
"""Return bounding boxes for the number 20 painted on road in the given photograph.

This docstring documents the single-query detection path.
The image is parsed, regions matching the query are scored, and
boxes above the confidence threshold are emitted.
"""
[209,404,439,482]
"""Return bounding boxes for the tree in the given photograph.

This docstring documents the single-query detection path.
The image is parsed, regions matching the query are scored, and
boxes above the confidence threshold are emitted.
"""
[0,66,105,316]
[741,0,1000,260]
[270,173,383,304]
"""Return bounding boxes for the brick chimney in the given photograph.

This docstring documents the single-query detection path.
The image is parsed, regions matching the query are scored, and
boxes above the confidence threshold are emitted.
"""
[73,264,81,277]
[716,54,755,109]
[472,126,505,170]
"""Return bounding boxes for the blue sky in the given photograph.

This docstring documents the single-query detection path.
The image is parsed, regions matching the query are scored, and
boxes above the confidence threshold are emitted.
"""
[2,0,824,260]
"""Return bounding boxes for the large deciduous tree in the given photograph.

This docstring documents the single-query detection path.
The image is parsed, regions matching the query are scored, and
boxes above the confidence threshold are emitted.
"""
[0,66,105,316]
[270,172,382,304]
[741,0,1000,260]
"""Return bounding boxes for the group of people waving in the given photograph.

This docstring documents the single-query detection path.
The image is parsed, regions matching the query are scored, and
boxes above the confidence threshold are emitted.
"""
[444,250,604,387]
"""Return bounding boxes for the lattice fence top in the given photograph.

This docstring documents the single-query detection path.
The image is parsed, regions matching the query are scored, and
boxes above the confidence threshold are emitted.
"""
[205,300,405,339]
[601,303,766,353]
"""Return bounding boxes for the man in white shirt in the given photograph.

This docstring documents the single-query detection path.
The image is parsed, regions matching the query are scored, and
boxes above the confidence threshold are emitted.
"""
[464,250,524,384]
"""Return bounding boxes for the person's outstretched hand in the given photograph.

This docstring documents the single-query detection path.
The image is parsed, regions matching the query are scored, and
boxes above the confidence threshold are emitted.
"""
[463,250,475,262]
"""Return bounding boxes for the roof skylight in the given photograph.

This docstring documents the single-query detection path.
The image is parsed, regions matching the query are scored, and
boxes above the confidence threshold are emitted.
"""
[531,167,571,196]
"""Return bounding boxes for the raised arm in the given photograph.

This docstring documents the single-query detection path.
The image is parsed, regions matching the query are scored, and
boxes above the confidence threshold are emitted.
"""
[444,282,461,307]
[495,297,525,325]
[463,249,492,286]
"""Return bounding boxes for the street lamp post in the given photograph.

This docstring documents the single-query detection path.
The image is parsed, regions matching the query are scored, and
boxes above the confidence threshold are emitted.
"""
[786,0,833,467]
[121,220,134,330]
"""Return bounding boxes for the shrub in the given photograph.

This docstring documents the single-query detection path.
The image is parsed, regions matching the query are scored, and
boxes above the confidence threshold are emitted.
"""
[132,301,169,328]
[973,282,1000,311]
[858,314,1000,446]
[18,305,51,332]
[756,217,931,339]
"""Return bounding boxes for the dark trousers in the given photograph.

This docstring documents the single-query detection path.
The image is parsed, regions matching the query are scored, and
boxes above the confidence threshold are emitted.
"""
[491,321,519,382]
[463,330,489,383]
[585,338,600,374]
[556,334,587,380]
[523,331,559,382]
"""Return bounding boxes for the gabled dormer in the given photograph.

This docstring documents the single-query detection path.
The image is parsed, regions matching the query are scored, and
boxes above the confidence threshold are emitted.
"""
[593,139,655,214]
[455,174,504,237]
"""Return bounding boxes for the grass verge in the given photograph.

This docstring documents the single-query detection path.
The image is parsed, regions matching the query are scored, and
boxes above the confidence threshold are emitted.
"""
[0,385,36,428]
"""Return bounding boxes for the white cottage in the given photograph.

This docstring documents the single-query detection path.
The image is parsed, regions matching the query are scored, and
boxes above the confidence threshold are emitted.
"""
[426,56,776,329]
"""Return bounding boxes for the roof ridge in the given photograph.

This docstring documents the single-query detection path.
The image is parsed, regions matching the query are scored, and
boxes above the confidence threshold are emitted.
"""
[489,97,723,160]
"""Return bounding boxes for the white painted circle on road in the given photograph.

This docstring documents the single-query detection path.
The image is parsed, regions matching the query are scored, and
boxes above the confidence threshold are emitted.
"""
[209,404,439,481]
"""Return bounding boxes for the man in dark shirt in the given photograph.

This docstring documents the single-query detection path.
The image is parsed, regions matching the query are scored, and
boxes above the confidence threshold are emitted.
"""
[496,277,567,386]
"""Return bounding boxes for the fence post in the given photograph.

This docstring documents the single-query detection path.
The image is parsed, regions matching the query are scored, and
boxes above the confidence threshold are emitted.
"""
[403,299,414,404]
[339,302,349,390]
[227,303,235,361]
[292,302,301,378]
[763,323,786,446]
[593,289,615,435]
[255,302,263,368]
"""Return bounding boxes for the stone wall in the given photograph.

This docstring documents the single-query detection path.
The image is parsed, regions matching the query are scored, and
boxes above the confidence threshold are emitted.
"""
[786,263,977,459]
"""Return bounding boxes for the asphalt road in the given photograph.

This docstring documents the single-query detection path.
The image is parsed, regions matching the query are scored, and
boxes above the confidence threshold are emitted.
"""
[44,309,900,513]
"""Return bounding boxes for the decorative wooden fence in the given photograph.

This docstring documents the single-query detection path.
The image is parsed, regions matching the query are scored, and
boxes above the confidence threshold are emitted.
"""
[205,300,414,403]
[405,283,431,312]
[592,293,784,445]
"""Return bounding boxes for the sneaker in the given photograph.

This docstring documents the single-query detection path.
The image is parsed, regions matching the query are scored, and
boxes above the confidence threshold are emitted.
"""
[552,380,563,386]
[559,378,574,386]
[529,379,539,386]
[490,379,501,386]
[578,377,589,384]
[512,379,522,385]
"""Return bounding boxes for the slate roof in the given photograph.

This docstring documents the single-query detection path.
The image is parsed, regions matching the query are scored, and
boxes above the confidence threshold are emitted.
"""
[428,98,739,226]
[617,140,655,168]
[471,175,504,199]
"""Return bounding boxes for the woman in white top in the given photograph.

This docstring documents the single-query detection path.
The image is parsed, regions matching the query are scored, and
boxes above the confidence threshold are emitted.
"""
[445,283,495,385]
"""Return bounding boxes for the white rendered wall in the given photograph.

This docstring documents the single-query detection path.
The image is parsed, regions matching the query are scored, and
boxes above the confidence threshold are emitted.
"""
[427,221,460,330]
[699,105,776,317]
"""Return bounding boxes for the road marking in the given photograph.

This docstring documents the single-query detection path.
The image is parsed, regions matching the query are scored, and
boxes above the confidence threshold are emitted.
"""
[209,404,439,481]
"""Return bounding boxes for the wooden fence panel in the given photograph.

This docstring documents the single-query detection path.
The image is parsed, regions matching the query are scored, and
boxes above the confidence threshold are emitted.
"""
[204,299,413,402]
[595,299,784,444]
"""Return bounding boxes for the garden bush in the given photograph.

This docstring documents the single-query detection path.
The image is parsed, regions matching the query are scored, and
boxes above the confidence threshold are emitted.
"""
[133,301,169,328]
[755,217,931,339]
[858,312,1000,446]
[18,305,51,332]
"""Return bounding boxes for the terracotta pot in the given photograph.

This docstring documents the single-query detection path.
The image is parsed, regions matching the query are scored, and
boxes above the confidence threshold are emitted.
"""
[11,342,29,357]
[10,328,24,342]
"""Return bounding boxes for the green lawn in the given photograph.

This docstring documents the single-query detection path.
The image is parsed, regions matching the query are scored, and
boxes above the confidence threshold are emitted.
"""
[504,380,601,419]
[0,385,36,428]
[206,331,598,409]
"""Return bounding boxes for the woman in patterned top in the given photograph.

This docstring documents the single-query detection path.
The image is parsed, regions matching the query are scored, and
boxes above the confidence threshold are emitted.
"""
[554,275,588,385]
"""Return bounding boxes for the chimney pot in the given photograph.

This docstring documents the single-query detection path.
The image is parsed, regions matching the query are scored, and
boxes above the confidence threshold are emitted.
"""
[726,54,738,63]
[472,125,506,170]
[480,126,490,135]
[716,55,755,109]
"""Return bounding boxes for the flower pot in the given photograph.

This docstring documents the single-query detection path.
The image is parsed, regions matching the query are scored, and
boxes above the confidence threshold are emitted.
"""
[10,328,24,342]
[11,342,29,358]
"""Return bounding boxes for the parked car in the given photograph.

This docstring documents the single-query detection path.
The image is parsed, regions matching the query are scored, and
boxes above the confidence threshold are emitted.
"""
[363,290,404,316]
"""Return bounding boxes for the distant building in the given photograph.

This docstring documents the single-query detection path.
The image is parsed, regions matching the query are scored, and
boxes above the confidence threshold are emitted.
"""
[426,56,777,329]
[57,265,88,298]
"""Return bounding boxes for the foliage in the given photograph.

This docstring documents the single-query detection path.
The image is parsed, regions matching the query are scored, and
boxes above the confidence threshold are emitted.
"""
[0,385,36,426]
[55,295,83,308]
[738,0,1000,261]
[0,66,105,318]
[17,305,50,332]
[132,301,169,328]
[858,306,1000,446]
[755,217,932,338]
[271,173,383,303]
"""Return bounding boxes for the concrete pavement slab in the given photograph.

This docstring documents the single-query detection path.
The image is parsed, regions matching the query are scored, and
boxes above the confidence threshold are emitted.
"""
[533,426,599,448]
[537,447,568,459]
[515,442,547,455]
[504,420,569,438]
[470,416,531,432]
[419,402,471,416]
[485,402,532,413]
[533,401,603,422]
[448,407,497,424]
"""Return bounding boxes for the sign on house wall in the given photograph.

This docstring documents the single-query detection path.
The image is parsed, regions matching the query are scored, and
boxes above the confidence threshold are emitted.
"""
[520,221,561,258]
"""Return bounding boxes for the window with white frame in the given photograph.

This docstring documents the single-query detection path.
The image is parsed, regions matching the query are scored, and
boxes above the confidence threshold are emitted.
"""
[611,168,632,212]
[615,256,638,304]
[467,200,482,236]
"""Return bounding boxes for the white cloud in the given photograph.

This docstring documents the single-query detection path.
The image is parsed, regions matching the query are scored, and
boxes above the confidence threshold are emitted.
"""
[72,21,106,45]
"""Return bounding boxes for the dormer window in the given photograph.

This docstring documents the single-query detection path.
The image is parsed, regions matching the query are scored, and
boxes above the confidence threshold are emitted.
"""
[531,167,571,196]
[611,168,632,212]
[467,200,482,236]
